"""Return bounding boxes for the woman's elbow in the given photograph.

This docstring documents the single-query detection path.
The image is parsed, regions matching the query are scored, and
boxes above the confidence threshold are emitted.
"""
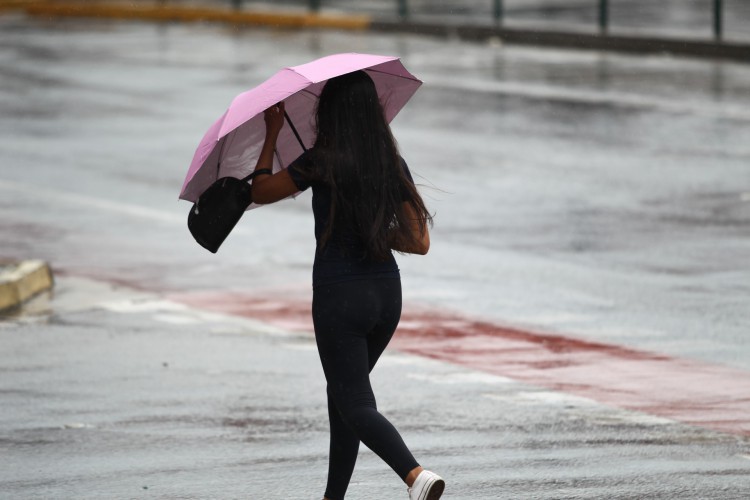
[416,234,430,255]
[251,183,272,205]
[252,192,269,205]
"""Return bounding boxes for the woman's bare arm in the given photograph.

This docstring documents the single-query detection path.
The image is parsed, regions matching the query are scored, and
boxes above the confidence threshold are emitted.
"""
[250,102,300,205]
[390,202,430,255]
[251,169,299,205]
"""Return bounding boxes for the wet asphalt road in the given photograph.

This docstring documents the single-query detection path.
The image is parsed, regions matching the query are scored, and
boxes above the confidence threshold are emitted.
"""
[1,14,750,499]
[3,278,750,499]
[1,15,748,368]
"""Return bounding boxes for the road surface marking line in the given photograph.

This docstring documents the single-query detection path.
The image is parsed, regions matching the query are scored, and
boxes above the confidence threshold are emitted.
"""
[167,291,750,437]
[0,179,184,224]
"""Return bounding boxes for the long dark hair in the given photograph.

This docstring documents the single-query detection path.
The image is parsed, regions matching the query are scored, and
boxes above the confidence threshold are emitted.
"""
[310,70,432,261]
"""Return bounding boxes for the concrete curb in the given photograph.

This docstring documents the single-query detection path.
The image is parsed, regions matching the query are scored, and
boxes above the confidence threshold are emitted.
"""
[0,260,54,312]
[22,2,370,30]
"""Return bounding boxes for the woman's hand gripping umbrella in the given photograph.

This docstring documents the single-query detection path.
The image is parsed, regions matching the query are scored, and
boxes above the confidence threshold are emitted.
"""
[246,102,300,205]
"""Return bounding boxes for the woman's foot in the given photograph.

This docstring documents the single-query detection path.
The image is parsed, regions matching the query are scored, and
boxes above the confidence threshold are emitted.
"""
[407,470,445,500]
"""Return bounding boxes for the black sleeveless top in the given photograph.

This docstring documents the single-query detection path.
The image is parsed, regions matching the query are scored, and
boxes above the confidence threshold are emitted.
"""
[286,149,415,289]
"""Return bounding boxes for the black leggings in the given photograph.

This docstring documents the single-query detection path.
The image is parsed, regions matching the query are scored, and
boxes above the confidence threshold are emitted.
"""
[312,277,419,500]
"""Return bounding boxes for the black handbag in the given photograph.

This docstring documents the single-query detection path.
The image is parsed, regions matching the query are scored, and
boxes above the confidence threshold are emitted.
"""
[187,169,271,253]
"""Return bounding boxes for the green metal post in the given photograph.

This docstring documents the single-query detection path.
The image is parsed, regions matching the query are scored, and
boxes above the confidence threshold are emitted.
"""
[398,0,409,20]
[309,0,321,13]
[493,0,504,24]
[598,0,609,34]
[231,0,242,11]
[713,0,723,40]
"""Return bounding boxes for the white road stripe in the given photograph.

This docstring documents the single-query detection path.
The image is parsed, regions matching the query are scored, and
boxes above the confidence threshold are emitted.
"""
[0,178,184,224]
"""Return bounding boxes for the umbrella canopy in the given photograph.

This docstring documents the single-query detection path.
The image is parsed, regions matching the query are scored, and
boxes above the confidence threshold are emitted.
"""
[179,53,422,204]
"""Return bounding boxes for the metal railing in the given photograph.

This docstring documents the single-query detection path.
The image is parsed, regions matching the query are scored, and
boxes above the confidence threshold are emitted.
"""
[293,0,728,41]
[592,0,724,39]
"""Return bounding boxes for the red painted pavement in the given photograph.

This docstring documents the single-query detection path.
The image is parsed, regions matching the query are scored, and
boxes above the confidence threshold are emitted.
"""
[169,291,750,437]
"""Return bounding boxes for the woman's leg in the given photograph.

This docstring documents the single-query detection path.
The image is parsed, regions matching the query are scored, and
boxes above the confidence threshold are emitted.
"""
[364,279,425,489]
[314,278,419,499]
[323,385,359,500]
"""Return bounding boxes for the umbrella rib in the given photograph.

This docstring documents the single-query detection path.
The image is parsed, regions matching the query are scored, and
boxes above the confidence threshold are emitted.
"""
[365,67,423,84]
[298,88,319,99]
[216,130,239,179]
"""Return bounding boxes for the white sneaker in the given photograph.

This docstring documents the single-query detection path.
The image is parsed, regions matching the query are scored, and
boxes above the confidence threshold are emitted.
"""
[408,470,445,500]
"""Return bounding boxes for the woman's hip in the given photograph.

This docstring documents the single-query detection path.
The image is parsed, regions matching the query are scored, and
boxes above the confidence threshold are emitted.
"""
[312,277,402,335]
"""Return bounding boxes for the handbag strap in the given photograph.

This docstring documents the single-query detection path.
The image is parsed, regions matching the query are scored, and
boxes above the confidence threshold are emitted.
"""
[236,110,304,185]
[241,168,272,183]
[235,112,304,184]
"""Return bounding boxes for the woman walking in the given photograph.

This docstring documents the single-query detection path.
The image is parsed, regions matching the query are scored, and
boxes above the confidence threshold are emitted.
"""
[250,70,444,500]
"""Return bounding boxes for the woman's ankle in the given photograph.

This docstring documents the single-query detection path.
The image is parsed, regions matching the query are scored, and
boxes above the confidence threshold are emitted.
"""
[405,466,424,487]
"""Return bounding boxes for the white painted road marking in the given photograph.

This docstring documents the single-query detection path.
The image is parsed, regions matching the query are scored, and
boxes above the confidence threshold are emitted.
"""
[0,179,185,224]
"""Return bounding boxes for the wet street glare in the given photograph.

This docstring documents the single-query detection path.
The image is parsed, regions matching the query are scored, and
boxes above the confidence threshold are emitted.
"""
[1,15,750,499]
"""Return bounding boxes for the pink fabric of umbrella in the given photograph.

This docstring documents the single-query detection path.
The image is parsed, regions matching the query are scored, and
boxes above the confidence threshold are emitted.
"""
[179,53,422,205]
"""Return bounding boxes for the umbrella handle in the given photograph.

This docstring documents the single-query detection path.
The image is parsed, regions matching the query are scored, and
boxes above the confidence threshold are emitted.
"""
[284,111,307,153]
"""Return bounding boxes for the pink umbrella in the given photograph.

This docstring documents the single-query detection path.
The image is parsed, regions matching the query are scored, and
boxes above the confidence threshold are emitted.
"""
[179,53,422,205]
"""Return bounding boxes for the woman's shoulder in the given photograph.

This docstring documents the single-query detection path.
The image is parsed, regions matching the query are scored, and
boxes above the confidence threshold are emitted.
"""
[288,148,315,169]
[286,149,320,191]
[397,155,414,183]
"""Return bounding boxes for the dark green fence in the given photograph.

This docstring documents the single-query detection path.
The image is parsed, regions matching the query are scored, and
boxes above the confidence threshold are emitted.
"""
[288,0,728,41]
